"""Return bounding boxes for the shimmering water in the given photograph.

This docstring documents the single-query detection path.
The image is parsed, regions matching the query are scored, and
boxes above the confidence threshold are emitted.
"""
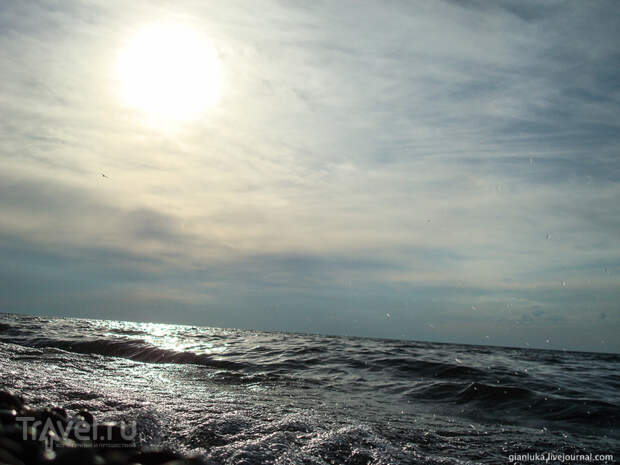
[1,313,618,464]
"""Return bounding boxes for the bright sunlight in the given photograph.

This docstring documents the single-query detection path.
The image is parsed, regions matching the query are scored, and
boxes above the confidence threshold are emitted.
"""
[117,24,221,121]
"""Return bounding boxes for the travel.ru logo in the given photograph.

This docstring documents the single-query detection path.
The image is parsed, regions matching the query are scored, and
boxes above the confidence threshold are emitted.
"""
[16,415,137,450]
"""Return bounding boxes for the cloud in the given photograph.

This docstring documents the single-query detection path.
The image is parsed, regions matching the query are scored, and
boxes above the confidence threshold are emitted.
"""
[0,0,619,352]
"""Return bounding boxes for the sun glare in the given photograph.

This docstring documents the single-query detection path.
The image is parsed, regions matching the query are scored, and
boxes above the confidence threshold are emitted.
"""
[118,24,221,121]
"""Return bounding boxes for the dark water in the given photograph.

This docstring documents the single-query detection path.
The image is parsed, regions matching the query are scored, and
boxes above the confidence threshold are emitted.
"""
[0,313,618,464]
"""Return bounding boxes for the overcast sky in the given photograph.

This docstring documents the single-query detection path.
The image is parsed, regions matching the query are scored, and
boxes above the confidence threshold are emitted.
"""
[1,0,619,352]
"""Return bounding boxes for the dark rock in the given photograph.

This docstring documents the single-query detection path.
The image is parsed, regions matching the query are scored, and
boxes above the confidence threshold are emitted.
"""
[33,407,69,427]
[20,406,35,418]
[93,422,135,448]
[99,449,133,465]
[0,391,23,411]
[0,391,206,465]
[50,407,68,421]
[131,448,184,464]
[50,447,100,465]
[0,409,18,425]
[0,447,25,465]
[65,419,93,443]
[0,424,24,441]
[0,437,23,460]
[76,410,95,425]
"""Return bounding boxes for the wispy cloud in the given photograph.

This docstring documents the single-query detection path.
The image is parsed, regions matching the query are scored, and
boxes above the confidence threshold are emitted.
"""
[1,0,619,352]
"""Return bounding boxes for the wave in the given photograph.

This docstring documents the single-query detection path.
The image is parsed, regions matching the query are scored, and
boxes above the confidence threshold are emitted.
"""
[2,314,618,433]
[105,328,148,336]
[458,382,533,401]
[404,380,619,428]
[26,337,246,370]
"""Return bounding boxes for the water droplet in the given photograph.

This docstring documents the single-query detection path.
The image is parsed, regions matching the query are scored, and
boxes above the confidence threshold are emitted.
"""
[561,280,566,287]
[385,313,391,320]
[545,233,551,240]
[471,305,477,311]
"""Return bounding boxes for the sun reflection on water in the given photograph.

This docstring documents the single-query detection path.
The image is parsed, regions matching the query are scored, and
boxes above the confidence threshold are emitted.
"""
[99,320,228,355]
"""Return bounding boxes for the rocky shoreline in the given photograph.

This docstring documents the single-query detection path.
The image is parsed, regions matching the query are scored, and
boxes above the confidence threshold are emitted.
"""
[0,390,204,465]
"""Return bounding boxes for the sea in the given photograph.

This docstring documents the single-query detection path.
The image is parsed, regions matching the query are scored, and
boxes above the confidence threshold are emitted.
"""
[0,313,618,464]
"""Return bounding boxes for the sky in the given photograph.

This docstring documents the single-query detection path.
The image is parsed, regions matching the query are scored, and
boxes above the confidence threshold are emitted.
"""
[1,0,619,353]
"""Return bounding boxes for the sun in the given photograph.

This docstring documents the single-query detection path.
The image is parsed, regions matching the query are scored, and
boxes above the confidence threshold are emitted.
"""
[117,24,221,121]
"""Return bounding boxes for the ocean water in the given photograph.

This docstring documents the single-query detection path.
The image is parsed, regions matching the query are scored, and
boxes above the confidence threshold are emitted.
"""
[0,313,618,464]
